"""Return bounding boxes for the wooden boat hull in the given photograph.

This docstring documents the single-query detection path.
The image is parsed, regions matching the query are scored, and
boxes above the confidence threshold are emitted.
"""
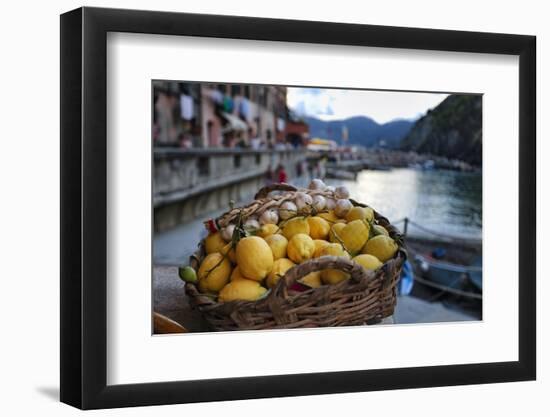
[414,254,482,295]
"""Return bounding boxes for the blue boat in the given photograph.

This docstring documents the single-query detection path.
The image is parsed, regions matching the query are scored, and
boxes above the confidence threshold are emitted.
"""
[393,218,482,300]
[412,253,482,299]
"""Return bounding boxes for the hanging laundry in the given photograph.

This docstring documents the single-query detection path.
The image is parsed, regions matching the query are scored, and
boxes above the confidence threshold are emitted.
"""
[223,95,234,113]
[180,94,194,120]
[239,98,250,120]
[277,118,286,132]
[208,89,223,104]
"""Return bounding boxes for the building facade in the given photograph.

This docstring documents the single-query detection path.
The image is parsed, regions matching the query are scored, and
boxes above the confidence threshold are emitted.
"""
[153,81,294,149]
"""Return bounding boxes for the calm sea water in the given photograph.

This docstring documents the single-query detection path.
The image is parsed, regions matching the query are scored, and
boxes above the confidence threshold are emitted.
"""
[331,168,482,239]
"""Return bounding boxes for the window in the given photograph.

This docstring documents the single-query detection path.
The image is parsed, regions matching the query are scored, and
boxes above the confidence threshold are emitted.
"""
[233,154,241,168]
[231,84,241,96]
[197,157,210,176]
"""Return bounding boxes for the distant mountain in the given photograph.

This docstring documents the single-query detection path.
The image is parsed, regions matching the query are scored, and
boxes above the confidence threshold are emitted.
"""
[304,116,413,149]
[400,95,482,165]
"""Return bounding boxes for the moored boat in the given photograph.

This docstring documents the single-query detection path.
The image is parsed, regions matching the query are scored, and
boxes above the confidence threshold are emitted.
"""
[413,253,482,298]
[395,218,482,300]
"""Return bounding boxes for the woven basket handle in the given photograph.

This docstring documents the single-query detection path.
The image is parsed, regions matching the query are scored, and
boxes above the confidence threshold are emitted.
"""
[271,256,375,299]
[254,183,297,199]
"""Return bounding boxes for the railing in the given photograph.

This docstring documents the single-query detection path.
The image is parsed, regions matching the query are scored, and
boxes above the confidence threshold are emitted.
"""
[153,147,307,207]
[393,217,481,244]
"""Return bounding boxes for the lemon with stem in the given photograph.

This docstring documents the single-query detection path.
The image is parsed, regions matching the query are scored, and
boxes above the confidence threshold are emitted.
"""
[197,253,232,293]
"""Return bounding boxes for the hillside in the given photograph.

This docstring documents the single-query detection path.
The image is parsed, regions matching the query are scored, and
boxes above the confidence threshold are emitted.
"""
[304,116,413,148]
[400,95,482,165]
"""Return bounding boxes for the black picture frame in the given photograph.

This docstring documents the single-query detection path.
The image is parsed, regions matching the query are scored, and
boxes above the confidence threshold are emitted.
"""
[60,6,536,410]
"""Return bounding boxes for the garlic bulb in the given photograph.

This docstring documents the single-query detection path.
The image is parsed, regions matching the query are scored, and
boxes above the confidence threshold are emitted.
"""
[294,192,313,212]
[259,209,279,225]
[244,218,260,231]
[279,201,298,220]
[221,224,235,242]
[334,199,353,218]
[334,186,350,200]
[309,179,326,191]
[325,185,336,193]
[325,197,336,210]
[312,195,326,212]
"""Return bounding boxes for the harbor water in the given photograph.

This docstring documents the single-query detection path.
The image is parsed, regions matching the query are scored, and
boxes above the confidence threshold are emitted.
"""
[332,168,482,240]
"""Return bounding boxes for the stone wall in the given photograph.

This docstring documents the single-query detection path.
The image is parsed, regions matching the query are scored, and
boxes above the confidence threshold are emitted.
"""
[154,148,307,232]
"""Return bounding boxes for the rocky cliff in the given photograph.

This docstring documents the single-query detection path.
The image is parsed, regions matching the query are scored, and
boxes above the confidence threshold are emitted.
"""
[400,95,482,166]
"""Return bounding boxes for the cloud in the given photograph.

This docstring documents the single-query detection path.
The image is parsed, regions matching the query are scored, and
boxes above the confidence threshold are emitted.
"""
[289,88,335,117]
[287,87,449,124]
[324,104,334,115]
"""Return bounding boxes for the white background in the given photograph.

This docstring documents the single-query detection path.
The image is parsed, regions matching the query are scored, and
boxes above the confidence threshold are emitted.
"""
[0,0,547,416]
[108,33,519,384]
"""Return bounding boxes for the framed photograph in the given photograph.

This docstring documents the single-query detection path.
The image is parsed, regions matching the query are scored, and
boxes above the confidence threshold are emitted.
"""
[60,6,536,409]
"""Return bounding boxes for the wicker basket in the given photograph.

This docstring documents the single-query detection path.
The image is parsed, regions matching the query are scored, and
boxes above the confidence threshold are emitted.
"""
[186,183,407,331]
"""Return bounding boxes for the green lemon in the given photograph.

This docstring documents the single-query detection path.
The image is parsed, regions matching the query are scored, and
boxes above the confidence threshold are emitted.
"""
[178,266,198,283]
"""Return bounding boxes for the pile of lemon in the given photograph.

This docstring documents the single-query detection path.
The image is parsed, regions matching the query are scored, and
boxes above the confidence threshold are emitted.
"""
[183,181,399,303]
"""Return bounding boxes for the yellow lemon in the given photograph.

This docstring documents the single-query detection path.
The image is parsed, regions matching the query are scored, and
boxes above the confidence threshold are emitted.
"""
[197,253,232,293]
[371,224,389,237]
[353,254,383,271]
[236,236,274,281]
[264,234,288,260]
[287,233,315,263]
[307,216,331,240]
[339,219,370,255]
[258,223,279,238]
[313,239,330,258]
[346,206,374,223]
[329,222,346,243]
[317,210,340,224]
[220,242,236,263]
[281,217,310,240]
[230,265,246,281]
[266,258,295,288]
[204,232,226,254]
[299,271,322,288]
[320,242,350,258]
[320,243,350,285]
[362,235,398,262]
[218,279,267,302]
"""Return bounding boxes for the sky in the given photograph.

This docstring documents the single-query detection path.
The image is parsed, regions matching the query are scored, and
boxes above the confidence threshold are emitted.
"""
[286,87,449,124]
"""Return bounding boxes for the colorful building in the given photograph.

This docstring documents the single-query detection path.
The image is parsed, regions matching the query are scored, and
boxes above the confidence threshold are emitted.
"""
[153,81,293,149]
